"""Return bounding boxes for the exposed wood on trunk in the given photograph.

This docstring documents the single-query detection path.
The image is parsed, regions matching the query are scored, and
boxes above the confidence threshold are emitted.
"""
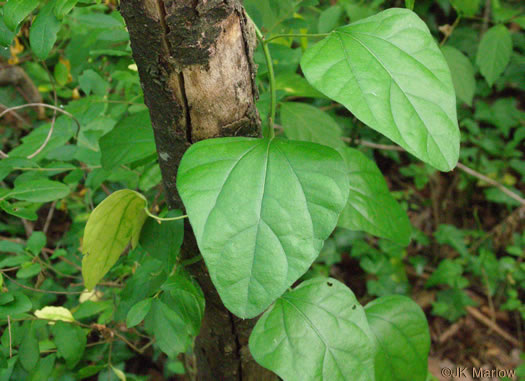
[119,1,276,380]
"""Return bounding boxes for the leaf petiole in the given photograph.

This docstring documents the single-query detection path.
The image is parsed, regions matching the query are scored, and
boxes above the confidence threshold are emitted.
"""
[250,15,276,139]
[144,208,188,223]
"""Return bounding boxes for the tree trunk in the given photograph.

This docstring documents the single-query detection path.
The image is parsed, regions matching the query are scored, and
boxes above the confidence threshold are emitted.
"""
[119,1,277,380]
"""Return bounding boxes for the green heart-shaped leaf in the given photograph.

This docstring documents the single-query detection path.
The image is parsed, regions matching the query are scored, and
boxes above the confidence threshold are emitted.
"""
[249,278,376,381]
[280,102,345,150]
[338,148,412,245]
[301,8,460,171]
[365,295,430,381]
[177,137,349,318]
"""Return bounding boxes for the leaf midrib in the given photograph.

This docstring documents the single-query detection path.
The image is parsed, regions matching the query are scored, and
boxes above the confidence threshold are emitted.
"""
[339,31,451,168]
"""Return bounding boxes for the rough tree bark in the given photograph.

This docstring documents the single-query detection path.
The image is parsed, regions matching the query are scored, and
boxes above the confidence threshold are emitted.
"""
[119,1,277,380]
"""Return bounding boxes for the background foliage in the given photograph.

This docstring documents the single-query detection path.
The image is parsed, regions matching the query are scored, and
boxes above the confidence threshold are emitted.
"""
[0,0,523,380]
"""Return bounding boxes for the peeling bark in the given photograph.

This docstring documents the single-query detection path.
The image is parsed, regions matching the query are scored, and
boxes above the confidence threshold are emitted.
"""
[119,1,276,380]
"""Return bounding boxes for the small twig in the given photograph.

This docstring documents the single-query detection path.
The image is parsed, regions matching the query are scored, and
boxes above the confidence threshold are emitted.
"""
[0,103,81,157]
[342,136,525,206]
[7,315,12,358]
[41,340,109,354]
[21,219,33,238]
[481,268,496,325]
[469,206,525,253]
[438,320,462,343]
[1,271,84,295]
[43,201,57,235]
[46,252,82,271]
[0,104,79,126]
[466,306,520,347]
[482,0,491,34]
[456,163,525,206]
[0,103,29,126]
[27,117,57,159]
[112,330,144,354]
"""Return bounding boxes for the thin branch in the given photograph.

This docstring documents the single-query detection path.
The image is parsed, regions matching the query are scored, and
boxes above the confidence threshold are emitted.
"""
[466,306,521,347]
[0,103,79,127]
[341,137,404,151]
[482,0,491,34]
[0,271,84,295]
[456,163,525,206]
[26,117,57,159]
[43,201,57,235]
[342,136,525,207]
[0,103,29,126]
[0,103,81,157]
[7,316,12,358]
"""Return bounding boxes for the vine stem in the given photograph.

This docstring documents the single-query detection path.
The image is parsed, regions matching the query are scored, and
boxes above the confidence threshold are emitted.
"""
[144,208,188,223]
[264,33,328,44]
[250,17,276,139]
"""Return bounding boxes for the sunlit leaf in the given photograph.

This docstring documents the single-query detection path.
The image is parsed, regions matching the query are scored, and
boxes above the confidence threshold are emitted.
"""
[34,306,75,324]
[177,137,349,318]
[338,148,412,245]
[280,102,345,150]
[82,190,148,290]
[365,295,430,381]
[249,278,376,381]
[301,8,460,171]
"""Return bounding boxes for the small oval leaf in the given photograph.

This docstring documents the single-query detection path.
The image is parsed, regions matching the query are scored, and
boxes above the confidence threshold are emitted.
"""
[126,298,153,328]
[29,0,61,60]
[34,306,75,324]
[82,190,148,290]
[475,25,512,87]
[3,0,39,31]
[20,322,40,372]
[6,179,70,203]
